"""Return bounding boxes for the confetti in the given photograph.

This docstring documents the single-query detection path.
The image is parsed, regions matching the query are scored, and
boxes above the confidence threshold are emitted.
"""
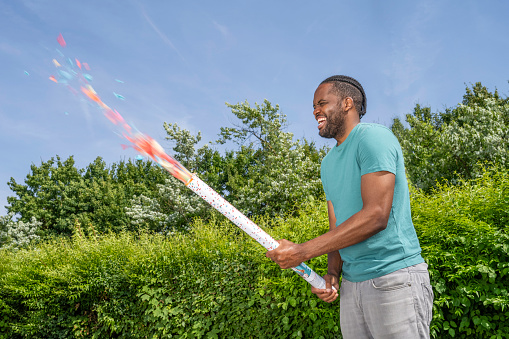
[24,70,30,76]
[57,33,66,47]
[135,155,144,160]
[52,59,61,67]
[58,69,73,80]
[115,79,125,83]
[75,58,82,69]
[113,92,125,100]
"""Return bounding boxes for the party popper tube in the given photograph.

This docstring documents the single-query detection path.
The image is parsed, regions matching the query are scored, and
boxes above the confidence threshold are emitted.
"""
[186,174,328,289]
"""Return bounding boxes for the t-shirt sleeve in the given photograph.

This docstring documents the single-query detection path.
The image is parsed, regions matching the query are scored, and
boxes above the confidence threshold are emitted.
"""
[357,127,399,176]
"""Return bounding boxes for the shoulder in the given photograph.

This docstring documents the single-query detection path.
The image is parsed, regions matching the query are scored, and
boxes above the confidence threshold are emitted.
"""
[354,124,401,174]
[355,123,401,158]
[354,123,400,148]
[356,123,396,140]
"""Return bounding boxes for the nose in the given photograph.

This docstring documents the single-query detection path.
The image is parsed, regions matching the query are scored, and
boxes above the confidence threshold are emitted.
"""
[313,106,320,118]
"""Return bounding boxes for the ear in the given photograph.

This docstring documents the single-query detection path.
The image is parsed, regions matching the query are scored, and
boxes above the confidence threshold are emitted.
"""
[343,97,354,111]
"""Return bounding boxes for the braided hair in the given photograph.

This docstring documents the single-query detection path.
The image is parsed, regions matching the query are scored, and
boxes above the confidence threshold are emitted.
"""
[320,75,367,119]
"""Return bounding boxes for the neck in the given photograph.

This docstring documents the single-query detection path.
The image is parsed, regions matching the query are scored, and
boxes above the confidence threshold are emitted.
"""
[335,115,360,146]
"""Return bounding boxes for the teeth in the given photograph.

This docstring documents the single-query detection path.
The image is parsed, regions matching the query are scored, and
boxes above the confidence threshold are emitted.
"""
[317,118,326,124]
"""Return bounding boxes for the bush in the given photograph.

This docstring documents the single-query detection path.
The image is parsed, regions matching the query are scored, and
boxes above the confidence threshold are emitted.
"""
[2,166,508,338]
[0,201,340,338]
[412,166,509,338]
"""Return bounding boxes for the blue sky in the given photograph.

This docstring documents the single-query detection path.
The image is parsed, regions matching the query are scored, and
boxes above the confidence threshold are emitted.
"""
[1,0,508,215]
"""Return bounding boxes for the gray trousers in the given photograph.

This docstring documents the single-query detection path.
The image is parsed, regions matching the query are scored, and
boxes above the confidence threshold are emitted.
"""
[339,263,434,339]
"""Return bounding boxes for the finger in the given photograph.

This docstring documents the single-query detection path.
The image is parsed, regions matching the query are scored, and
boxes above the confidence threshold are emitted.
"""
[314,289,333,299]
[318,292,336,303]
[324,294,338,303]
[265,248,276,259]
[311,287,324,295]
[323,290,338,302]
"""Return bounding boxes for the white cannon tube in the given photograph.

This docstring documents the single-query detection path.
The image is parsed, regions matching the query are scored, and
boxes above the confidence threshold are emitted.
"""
[186,174,328,289]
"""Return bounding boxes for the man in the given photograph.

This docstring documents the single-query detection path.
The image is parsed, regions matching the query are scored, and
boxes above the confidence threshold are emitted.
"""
[266,75,433,338]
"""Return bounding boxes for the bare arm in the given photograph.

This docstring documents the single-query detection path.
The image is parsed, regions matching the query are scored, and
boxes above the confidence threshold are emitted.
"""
[267,171,395,269]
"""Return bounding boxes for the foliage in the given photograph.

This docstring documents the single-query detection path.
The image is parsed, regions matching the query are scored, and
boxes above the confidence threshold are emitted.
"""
[0,213,41,250]
[218,100,326,217]
[392,82,509,191]
[1,166,509,337]
[125,176,210,233]
[411,166,509,338]
[6,156,170,240]
[0,202,340,339]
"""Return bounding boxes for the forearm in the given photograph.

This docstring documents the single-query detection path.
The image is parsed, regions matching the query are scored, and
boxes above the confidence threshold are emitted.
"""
[327,250,342,277]
[301,208,388,262]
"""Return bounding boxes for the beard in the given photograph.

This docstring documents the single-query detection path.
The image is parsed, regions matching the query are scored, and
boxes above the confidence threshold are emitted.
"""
[318,105,347,140]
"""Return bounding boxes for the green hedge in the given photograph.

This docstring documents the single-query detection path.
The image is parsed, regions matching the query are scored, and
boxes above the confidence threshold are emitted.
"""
[411,167,509,338]
[1,167,508,338]
[0,204,340,339]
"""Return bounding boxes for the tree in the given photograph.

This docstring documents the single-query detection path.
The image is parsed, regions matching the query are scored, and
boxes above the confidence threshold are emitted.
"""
[6,156,169,237]
[392,82,509,191]
[218,100,326,217]
[129,100,327,228]
[127,99,327,232]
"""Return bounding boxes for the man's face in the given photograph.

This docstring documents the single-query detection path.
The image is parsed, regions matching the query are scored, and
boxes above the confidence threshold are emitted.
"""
[313,83,347,140]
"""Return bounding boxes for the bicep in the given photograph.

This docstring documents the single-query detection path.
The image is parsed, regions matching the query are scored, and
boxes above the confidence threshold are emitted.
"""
[360,171,395,223]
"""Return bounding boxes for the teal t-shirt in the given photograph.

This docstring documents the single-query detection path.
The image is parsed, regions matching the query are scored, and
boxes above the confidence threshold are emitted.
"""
[321,123,423,282]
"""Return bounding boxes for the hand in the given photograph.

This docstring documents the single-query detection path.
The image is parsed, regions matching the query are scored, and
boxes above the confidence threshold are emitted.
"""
[265,239,306,269]
[311,274,339,303]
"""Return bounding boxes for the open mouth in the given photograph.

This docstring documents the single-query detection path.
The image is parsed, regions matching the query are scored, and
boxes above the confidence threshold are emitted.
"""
[317,117,326,129]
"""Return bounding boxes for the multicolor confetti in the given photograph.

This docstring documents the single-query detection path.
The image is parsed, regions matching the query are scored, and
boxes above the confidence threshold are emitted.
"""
[49,34,192,184]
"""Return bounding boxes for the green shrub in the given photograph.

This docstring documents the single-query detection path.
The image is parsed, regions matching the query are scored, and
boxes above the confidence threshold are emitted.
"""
[2,167,508,338]
[0,202,340,338]
[412,166,509,338]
